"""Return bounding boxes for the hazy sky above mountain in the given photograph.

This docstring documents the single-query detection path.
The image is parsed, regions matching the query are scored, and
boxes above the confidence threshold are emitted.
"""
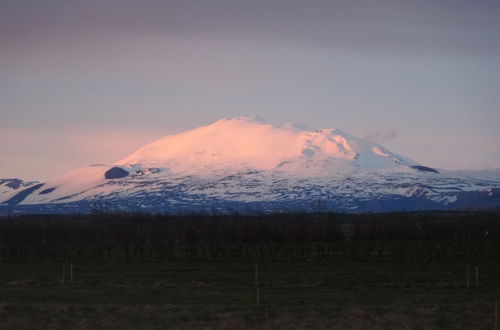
[1,0,499,180]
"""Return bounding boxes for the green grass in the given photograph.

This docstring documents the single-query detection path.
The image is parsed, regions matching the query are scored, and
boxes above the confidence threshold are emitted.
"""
[0,261,499,329]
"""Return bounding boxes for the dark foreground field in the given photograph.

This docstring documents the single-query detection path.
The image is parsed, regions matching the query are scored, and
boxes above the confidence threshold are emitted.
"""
[0,211,499,329]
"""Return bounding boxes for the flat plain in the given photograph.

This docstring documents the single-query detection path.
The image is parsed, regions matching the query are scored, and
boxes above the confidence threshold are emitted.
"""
[0,212,499,329]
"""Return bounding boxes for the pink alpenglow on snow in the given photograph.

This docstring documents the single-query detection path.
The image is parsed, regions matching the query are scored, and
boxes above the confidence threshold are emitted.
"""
[119,116,416,175]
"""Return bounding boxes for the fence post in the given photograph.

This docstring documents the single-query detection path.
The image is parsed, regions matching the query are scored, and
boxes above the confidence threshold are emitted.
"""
[62,264,66,286]
[475,265,479,288]
[255,263,260,306]
[467,264,470,289]
[495,292,498,330]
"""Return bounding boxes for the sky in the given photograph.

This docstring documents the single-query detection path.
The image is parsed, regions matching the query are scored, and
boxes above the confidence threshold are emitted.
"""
[1,0,499,180]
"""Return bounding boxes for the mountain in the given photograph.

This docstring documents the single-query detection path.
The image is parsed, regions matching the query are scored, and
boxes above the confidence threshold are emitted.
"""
[0,178,39,196]
[1,116,499,214]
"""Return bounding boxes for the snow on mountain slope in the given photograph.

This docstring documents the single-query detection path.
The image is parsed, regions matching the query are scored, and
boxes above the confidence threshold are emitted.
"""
[0,178,38,195]
[119,116,417,174]
[442,169,500,181]
[1,116,499,214]
[7,165,114,205]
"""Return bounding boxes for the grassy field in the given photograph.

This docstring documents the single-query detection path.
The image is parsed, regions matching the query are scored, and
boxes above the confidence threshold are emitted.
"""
[1,212,499,329]
[0,260,499,329]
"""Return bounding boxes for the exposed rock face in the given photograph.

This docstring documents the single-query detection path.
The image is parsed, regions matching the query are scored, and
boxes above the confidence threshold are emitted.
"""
[104,167,129,179]
[411,166,439,173]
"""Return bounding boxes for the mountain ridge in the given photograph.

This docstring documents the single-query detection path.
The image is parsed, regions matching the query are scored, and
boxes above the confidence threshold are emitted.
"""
[1,117,498,214]
[118,116,420,175]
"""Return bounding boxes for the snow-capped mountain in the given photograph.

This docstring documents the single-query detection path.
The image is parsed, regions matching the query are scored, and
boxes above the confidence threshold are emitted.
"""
[0,178,39,195]
[1,117,499,214]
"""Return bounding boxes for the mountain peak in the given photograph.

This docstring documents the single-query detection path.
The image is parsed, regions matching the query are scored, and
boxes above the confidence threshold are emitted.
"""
[216,116,315,132]
[219,115,269,124]
[118,117,416,174]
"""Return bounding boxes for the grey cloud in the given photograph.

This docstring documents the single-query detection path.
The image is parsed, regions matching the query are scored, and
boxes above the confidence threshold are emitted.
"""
[1,0,499,57]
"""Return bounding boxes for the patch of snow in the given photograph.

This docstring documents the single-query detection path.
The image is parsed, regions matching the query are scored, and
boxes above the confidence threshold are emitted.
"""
[372,147,390,157]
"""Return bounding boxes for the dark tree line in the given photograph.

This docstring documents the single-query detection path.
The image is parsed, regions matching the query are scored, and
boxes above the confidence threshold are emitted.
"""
[0,211,499,263]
